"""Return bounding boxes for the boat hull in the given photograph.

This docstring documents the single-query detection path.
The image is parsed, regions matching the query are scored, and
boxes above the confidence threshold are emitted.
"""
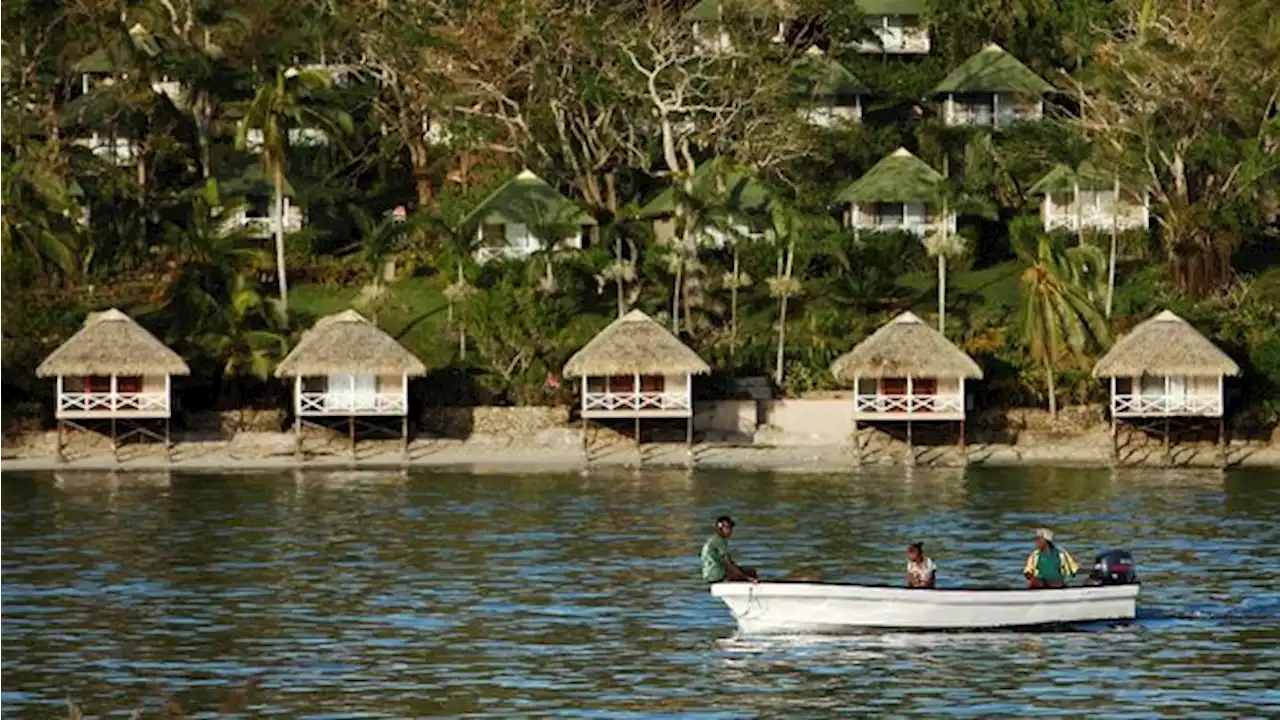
[710,582,1140,634]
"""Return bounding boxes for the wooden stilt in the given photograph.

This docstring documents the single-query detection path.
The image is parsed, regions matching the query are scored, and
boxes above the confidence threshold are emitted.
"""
[958,419,966,458]
[1218,416,1226,468]
[852,418,861,466]
[111,416,118,463]
[402,415,409,458]
[349,415,356,460]
[1111,417,1118,465]
[1163,416,1170,467]
[686,415,693,453]
[294,411,302,460]
[56,420,65,463]
[635,416,642,467]
[165,417,172,462]
[581,414,588,460]
[905,420,914,467]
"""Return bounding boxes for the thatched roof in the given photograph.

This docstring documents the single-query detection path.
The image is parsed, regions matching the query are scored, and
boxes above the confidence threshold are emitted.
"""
[639,158,774,218]
[275,310,427,377]
[792,47,868,102]
[460,169,595,231]
[830,311,983,380]
[834,148,945,204]
[1092,311,1240,378]
[36,308,190,377]
[931,43,1054,95]
[563,310,711,377]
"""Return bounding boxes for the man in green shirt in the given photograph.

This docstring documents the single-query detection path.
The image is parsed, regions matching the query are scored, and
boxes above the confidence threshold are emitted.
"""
[1023,527,1080,588]
[700,516,757,583]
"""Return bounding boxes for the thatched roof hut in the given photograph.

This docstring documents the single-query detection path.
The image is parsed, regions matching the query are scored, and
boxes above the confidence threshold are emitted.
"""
[36,308,190,378]
[930,43,1054,96]
[275,310,427,377]
[563,310,711,377]
[1092,311,1240,378]
[830,311,983,380]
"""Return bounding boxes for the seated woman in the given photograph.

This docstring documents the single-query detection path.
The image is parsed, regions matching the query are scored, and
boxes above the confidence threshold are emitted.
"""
[905,542,936,589]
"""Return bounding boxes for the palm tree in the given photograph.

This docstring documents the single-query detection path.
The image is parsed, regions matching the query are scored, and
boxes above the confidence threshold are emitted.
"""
[425,215,480,359]
[923,181,995,336]
[235,66,353,311]
[1015,233,1111,416]
[0,145,84,280]
[766,202,809,388]
[348,206,420,324]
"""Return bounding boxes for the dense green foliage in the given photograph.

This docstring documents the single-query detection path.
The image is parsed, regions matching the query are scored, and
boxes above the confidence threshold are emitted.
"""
[3,0,1278,428]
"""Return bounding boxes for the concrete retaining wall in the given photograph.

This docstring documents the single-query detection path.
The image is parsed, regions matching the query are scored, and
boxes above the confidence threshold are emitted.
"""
[422,406,571,439]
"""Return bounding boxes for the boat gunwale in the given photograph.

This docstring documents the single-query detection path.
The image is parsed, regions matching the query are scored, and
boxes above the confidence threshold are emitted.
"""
[711,580,1141,593]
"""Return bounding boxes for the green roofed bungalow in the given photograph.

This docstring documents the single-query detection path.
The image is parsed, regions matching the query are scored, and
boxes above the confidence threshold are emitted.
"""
[222,164,304,240]
[638,159,773,248]
[462,169,596,262]
[853,0,931,54]
[685,0,792,53]
[932,43,1053,128]
[835,148,955,238]
[1029,163,1150,234]
[792,47,868,126]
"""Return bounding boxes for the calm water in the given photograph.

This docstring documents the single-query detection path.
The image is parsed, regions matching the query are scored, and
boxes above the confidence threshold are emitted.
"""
[3,467,1279,717]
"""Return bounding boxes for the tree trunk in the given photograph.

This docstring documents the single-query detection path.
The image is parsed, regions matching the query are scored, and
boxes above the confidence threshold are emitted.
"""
[409,136,433,206]
[1046,361,1058,417]
[671,257,682,335]
[273,163,289,310]
[730,245,739,364]
[1106,176,1119,317]
[937,252,946,335]
[774,238,795,388]
[456,260,467,359]
[614,235,624,316]
[1074,178,1083,246]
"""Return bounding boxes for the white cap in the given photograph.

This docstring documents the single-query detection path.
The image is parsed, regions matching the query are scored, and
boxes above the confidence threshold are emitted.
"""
[1035,528,1054,542]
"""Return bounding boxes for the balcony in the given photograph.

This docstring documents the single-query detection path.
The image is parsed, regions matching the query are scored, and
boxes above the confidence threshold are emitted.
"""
[1112,394,1223,418]
[854,25,931,54]
[582,392,693,418]
[57,392,170,418]
[853,393,965,420]
[1043,206,1148,232]
[298,392,407,415]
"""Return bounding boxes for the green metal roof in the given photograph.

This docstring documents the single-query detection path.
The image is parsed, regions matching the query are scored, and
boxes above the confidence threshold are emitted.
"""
[834,148,945,204]
[792,47,868,100]
[1028,163,1118,194]
[638,159,773,218]
[72,49,116,74]
[685,0,784,22]
[931,43,1055,95]
[856,0,927,15]
[462,170,596,229]
[224,164,298,197]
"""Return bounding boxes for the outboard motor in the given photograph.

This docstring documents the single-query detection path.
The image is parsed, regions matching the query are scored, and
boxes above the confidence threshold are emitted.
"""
[1087,549,1138,586]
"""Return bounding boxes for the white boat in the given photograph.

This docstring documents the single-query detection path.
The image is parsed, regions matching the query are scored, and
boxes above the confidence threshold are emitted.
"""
[710,582,1141,634]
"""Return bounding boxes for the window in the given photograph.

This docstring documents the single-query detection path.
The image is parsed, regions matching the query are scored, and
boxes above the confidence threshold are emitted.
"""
[302,376,327,393]
[874,203,904,227]
[914,378,938,395]
[639,375,665,393]
[87,376,112,393]
[116,376,142,393]
[607,375,635,393]
[882,378,908,395]
[1115,378,1133,395]
[1140,375,1165,397]
[247,193,271,218]
[587,377,606,393]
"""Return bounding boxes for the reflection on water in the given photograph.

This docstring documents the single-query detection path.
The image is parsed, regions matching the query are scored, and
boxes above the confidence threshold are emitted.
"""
[3,466,1279,716]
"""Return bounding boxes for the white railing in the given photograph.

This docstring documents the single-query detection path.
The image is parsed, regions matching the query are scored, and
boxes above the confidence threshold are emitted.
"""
[58,392,169,413]
[854,394,964,415]
[1112,394,1222,417]
[583,392,692,412]
[1044,208,1148,232]
[856,27,930,54]
[298,392,407,414]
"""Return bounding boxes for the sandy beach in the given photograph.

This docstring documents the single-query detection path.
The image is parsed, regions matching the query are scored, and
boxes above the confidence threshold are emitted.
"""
[3,427,1277,473]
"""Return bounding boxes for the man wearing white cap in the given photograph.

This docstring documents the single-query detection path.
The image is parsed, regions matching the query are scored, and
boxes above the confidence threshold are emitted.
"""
[1023,528,1080,589]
